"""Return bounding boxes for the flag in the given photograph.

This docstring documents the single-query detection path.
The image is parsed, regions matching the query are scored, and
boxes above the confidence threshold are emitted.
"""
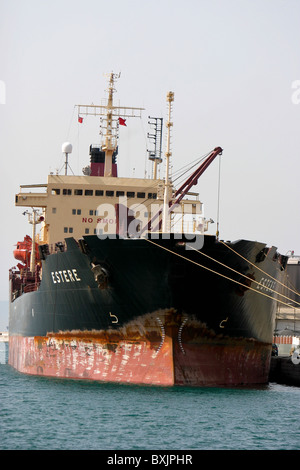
[78,116,83,123]
[118,117,127,126]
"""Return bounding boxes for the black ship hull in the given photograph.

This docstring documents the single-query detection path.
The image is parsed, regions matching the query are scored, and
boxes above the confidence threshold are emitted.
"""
[9,233,287,386]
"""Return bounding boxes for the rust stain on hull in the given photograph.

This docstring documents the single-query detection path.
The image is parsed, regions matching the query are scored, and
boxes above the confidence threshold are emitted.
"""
[9,309,272,387]
[10,334,174,385]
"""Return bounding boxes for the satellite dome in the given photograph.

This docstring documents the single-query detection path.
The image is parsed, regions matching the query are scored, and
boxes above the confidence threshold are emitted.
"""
[62,142,72,154]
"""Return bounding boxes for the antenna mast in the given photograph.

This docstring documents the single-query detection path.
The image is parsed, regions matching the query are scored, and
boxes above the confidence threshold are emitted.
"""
[162,91,174,232]
[147,116,163,179]
[62,142,73,175]
[76,73,144,177]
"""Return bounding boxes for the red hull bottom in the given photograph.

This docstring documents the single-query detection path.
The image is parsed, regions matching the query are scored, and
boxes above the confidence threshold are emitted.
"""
[9,331,272,387]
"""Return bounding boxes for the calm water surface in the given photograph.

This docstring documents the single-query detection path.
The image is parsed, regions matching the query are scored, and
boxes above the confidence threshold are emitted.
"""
[0,364,299,450]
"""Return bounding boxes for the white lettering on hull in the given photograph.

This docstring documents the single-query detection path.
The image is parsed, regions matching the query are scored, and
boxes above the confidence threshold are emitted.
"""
[51,269,81,284]
[256,276,276,293]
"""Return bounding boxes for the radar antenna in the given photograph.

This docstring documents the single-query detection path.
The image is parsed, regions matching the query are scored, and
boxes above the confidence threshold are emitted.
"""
[61,142,73,175]
[76,73,144,177]
[147,116,163,179]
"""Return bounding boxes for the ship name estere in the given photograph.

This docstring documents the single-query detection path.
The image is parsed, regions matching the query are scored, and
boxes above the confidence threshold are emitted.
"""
[51,269,81,284]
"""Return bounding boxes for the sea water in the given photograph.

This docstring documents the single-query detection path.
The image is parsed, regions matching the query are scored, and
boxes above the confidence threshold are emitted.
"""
[0,342,8,364]
[0,363,299,451]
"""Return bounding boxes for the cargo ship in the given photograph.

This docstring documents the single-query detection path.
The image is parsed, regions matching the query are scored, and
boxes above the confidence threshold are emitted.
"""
[9,73,290,386]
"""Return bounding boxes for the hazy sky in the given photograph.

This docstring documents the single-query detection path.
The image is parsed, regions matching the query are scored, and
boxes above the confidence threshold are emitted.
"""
[0,0,299,301]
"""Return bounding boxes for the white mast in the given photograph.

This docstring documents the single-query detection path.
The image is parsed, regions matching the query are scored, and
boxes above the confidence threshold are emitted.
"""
[162,91,174,232]
[24,209,43,272]
[102,73,117,177]
[76,73,144,177]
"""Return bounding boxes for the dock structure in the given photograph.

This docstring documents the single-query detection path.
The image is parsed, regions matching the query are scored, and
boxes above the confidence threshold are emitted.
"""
[0,332,9,364]
[269,355,300,386]
[270,255,300,386]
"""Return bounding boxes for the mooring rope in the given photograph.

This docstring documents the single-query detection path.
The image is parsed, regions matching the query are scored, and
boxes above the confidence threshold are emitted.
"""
[186,243,300,308]
[144,238,300,309]
[219,240,300,299]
